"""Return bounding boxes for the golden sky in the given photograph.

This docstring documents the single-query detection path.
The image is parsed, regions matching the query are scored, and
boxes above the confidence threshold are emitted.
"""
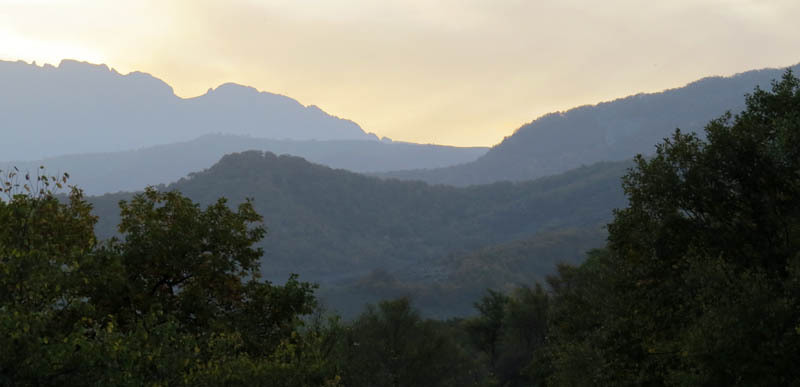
[1,0,799,146]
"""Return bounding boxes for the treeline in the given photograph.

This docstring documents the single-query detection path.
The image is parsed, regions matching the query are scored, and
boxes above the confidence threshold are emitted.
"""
[2,71,799,386]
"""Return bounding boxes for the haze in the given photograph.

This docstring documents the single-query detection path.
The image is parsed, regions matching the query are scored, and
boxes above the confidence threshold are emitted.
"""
[1,0,799,146]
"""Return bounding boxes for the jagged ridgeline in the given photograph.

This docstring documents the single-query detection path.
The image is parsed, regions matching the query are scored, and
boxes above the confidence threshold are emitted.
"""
[0,59,488,195]
[88,151,630,315]
[0,59,374,161]
[383,63,800,186]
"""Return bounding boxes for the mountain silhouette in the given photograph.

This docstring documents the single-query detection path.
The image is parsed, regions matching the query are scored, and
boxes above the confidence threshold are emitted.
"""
[0,59,376,161]
[382,63,800,186]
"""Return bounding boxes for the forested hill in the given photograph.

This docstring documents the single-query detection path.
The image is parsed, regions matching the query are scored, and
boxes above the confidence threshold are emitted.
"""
[321,225,608,317]
[89,151,630,291]
[382,63,800,186]
[0,59,376,161]
[7,134,487,195]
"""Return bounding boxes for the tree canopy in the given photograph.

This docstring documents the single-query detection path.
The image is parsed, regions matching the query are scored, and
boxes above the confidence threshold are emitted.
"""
[0,178,326,385]
[535,70,800,385]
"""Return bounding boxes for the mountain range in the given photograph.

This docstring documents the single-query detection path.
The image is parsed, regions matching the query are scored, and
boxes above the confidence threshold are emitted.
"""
[1,59,376,161]
[9,59,797,316]
[5,59,797,194]
[4,134,487,195]
[383,64,800,186]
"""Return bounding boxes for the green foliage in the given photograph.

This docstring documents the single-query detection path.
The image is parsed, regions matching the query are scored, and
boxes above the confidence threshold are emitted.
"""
[529,250,616,386]
[0,175,331,385]
[467,290,509,371]
[319,225,606,319]
[0,170,100,384]
[498,284,549,386]
[340,298,486,387]
[106,188,269,331]
[537,70,800,385]
[464,286,550,387]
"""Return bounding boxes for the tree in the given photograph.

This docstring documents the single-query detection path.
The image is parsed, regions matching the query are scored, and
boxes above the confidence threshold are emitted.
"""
[0,178,333,385]
[466,289,509,374]
[341,298,483,387]
[529,250,618,386]
[538,70,800,385]
[0,170,103,384]
[497,284,549,387]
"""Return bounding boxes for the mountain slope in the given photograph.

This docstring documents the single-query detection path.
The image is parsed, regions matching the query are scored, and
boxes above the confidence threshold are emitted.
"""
[321,226,608,317]
[383,64,800,186]
[5,134,487,195]
[89,151,630,285]
[1,59,376,161]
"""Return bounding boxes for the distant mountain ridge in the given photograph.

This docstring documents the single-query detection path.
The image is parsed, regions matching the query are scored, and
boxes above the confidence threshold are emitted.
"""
[1,59,376,161]
[383,63,800,186]
[4,134,487,195]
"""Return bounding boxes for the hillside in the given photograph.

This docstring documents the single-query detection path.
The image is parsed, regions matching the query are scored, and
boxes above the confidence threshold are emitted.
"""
[5,134,487,195]
[88,151,630,315]
[321,225,608,317]
[383,64,800,186]
[0,59,376,161]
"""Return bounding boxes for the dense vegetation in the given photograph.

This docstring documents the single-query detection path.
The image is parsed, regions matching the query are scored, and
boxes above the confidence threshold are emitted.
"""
[531,70,800,385]
[0,176,327,385]
[0,171,563,386]
[320,226,606,317]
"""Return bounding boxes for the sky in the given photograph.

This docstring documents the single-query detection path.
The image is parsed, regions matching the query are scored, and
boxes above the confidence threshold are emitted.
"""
[1,0,799,147]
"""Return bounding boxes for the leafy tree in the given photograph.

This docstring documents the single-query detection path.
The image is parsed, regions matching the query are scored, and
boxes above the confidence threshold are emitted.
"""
[341,298,484,387]
[496,284,549,386]
[466,289,510,373]
[0,176,333,385]
[0,170,102,384]
[529,250,616,386]
[537,70,800,385]
[463,286,550,387]
[109,188,266,329]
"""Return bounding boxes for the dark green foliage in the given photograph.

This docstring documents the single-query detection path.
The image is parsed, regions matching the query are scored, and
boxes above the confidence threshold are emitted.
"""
[498,284,549,386]
[0,177,334,385]
[320,226,606,318]
[536,70,800,386]
[107,188,270,331]
[0,171,101,384]
[530,250,617,386]
[467,290,510,371]
[339,298,487,387]
[463,287,550,387]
